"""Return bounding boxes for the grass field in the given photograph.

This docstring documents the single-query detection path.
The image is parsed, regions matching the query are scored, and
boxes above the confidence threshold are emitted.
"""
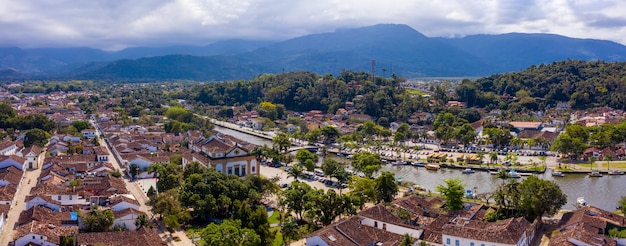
[405,88,427,96]
[268,210,281,225]
[575,161,626,170]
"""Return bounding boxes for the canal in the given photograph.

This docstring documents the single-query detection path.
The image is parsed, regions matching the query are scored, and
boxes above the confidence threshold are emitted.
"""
[215,125,626,212]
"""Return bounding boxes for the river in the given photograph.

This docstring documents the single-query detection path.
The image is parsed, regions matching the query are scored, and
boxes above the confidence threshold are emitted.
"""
[215,125,626,212]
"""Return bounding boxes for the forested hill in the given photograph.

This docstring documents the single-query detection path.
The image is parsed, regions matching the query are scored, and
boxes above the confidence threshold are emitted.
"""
[3,24,626,81]
[455,60,626,111]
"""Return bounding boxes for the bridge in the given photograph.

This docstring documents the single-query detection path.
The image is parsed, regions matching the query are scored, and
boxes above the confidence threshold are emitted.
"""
[287,145,320,153]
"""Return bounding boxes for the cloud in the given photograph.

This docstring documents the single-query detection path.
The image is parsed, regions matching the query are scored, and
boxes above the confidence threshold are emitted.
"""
[0,0,625,50]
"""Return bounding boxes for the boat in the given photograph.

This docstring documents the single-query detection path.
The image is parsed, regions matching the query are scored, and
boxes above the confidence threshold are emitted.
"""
[391,161,405,166]
[577,197,588,207]
[425,164,440,170]
[462,168,475,174]
[412,162,425,167]
[552,171,565,177]
[508,169,521,178]
[608,170,624,175]
[589,170,603,177]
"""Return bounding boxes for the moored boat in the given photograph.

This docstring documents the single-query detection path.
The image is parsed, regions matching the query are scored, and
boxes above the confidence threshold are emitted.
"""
[577,197,587,207]
[508,169,521,178]
[589,170,603,177]
[425,164,440,170]
[412,162,425,167]
[608,170,624,175]
[552,171,565,177]
[462,168,475,174]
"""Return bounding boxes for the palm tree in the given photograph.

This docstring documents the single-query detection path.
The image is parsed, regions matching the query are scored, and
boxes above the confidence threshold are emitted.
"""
[589,156,596,171]
[281,217,299,246]
[476,151,485,166]
[286,165,304,181]
[490,152,498,168]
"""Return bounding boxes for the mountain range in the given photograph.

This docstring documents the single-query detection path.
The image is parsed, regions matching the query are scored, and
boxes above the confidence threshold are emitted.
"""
[1,24,626,81]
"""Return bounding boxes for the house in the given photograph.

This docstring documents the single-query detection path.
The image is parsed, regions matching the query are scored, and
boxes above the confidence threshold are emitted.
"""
[442,217,535,246]
[113,207,146,231]
[13,206,78,246]
[0,140,18,156]
[550,206,625,246]
[198,135,259,177]
[82,129,97,138]
[75,227,166,245]
[509,122,543,132]
[94,146,109,162]
[0,155,26,170]
[306,216,403,246]
[20,145,42,169]
[109,195,141,212]
[446,101,467,108]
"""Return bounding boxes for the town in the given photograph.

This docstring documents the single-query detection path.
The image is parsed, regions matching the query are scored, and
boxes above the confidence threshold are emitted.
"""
[1,63,626,246]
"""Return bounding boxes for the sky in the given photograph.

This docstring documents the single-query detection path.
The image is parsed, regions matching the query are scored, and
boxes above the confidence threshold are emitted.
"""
[1,0,626,51]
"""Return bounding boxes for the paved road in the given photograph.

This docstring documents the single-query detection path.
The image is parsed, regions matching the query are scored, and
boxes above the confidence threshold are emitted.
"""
[0,153,44,245]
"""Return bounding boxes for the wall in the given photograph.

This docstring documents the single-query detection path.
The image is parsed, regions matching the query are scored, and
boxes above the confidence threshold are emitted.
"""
[305,236,329,246]
[15,233,57,246]
[359,217,422,238]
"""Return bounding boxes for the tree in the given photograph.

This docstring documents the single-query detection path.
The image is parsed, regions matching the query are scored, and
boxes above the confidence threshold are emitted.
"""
[135,214,152,229]
[517,176,567,221]
[286,165,304,181]
[273,133,291,156]
[436,178,465,210]
[494,176,566,221]
[618,196,626,215]
[348,176,377,204]
[152,189,190,229]
[81,207,115,232]
[295,149,318,166]
[280,181,313,221]
[281,218,300,246]
[24,128,50,148]
[320,125,340,144]
[604,154,613,171]
[551,133,587,159]
[200,219,261,246]
[489,152,498,167]
[305,189,357,226]
[129,164,139,179]
[71,120,90,132]
[374,171,398,203]
[351,151,382,178]
[399,233,416,246]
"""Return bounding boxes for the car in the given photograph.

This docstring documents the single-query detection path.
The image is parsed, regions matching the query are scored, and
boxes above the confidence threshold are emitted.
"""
[280,183,289,188]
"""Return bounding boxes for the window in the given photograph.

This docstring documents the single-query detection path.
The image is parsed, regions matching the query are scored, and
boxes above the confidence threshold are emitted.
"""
[382,223,387,230]
[33,236,35,239]
[69,196,72,200]
[470,243,475,246]
[455,240,459,246]
[58,195,61,200]
[251,166,255,173]
[374,221,378,227]
[446,238,450,245]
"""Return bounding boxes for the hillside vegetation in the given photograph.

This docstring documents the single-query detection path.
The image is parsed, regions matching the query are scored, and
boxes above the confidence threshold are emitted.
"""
[456,60,626,111]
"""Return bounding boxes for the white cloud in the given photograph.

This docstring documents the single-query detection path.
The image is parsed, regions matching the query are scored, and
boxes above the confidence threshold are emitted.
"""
[0,0,625,50]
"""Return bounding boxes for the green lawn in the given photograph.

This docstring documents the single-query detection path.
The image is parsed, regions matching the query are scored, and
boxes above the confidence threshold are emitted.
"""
[271,227,284,246]
[268,210,281,225]
[406,88,427,96]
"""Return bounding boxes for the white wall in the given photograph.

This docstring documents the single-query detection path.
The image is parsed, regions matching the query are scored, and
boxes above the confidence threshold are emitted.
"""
[442,234,524,246]
[15,233,57,246]
[113,214,140,231]
[360,217,422,238]
[51,194,88,206]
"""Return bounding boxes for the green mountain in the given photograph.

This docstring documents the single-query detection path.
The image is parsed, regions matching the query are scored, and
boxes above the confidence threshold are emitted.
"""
[2,24,626,80]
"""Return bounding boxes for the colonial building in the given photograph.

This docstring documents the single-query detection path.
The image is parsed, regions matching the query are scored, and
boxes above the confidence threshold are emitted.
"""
[187,133,259,177]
